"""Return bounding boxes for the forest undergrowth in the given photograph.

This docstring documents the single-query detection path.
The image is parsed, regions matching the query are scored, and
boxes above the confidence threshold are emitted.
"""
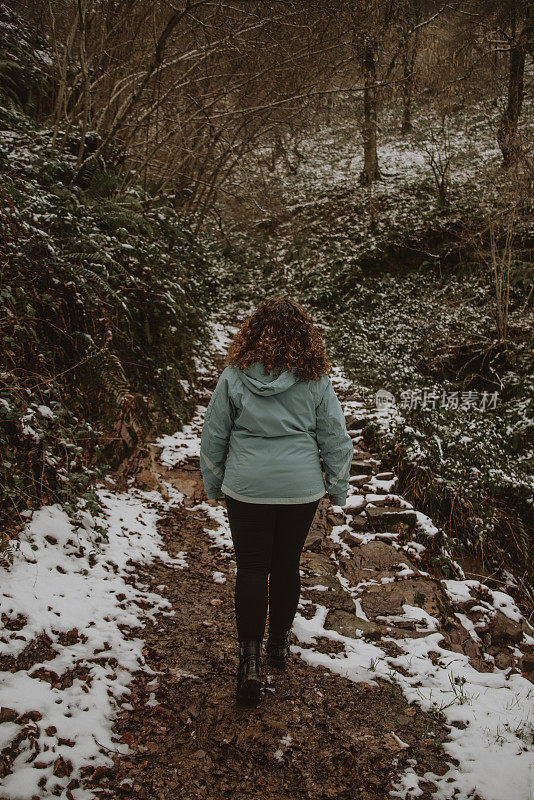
[0,8,220,555]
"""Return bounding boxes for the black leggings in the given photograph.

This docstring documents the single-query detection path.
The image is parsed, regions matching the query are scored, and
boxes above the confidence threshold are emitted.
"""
[224,494,320,641]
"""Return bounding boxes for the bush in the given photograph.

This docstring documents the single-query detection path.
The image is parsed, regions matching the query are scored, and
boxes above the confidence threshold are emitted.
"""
[0,9,221,546]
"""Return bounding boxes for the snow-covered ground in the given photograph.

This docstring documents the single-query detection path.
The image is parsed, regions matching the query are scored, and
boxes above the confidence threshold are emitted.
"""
[0,486,189,799]
[1,315,533,800]
[239,101,530,229]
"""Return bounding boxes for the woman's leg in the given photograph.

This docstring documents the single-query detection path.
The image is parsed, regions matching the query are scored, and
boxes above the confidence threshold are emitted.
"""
[224,495,277,641]
[268,500,320,635]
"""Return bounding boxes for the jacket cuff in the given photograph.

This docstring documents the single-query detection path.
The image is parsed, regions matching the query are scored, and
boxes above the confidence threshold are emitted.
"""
[205,487,222,500]
[330,494,347,507]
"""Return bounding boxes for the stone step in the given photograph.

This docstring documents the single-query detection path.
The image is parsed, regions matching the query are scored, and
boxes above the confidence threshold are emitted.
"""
[345,415,367,432]
[365,506,417,525]
[350,459,374,477]
[324,609,382,640]
[349,515,369,531]
[375,471,395,481]
[349,474,370,487]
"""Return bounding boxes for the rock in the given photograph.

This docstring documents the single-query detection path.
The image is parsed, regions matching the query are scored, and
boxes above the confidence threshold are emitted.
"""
[342,540,417,586]
[134,467,161,492]
[345,416,366,432]
[478,611,524,645]
[361,578,444,619]
[391,619,418,630]
[354,541,415,573]
[350,515,368,531]
[350,460,373,477]
[439,627,490,671]
[325,609,382,639]
[328,513,345,526]
[338,528,359,545]
[453,598,481,613]
[328,591,359,613]
[349,474,370,487]
[363,494,390,507]
[306,497,330,540]
[301,551,338,578]
[301,573,340,591]
[343,495,367,511]
[520,653,534,673]
[494,652,513,670]
[365,506,417,530]
[164,469,204,500]
[304,530,325,552]
[375,472,395,481]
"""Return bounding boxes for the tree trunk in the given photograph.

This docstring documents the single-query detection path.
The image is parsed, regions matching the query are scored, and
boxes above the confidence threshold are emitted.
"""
[401,34,418,135]
[359,41,381,185]
[401,62,413,134]
[496,42,525,166]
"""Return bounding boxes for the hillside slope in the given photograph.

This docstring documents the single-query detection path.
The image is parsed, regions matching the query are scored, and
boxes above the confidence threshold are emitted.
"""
[1,310,533,800]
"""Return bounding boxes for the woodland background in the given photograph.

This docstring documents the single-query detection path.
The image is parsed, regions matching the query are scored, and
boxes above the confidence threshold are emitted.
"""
[1,0,533,602]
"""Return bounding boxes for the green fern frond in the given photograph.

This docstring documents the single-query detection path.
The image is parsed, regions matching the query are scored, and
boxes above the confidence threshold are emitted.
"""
[91,347,131,407]
[62,262,129,312]
[0,532,14,567]
[0,60,28,109]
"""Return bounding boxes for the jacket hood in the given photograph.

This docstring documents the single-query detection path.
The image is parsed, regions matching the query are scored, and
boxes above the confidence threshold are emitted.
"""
[237,362,298,396]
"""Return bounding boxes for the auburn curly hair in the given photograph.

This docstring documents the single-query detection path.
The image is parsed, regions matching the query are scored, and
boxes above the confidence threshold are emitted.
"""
[225,297,331,381]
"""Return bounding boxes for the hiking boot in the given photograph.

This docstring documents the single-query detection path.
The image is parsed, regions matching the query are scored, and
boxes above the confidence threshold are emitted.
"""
[265,629,292,668]
[236,640,263,706]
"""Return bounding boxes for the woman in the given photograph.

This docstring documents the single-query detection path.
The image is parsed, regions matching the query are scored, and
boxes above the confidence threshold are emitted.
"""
[200,297,353,706]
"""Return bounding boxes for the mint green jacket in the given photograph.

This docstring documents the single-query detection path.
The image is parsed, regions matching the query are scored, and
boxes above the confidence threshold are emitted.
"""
[200,362,353,505]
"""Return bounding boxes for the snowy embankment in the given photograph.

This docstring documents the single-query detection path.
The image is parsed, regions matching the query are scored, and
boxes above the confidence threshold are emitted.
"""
[0,323,235,800]
[0,489,187,799]
[1,317,533,800]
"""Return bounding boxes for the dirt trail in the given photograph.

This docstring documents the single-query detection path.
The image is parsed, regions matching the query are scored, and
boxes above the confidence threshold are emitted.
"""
[84,320,533,800]
[81,355,450,800]
[87,515,452,796]
[86,496,453,800]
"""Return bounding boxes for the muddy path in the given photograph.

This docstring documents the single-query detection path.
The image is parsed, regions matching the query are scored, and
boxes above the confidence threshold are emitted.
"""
[80,350,455,800]
[86,484,452,800]
[82,316,533,800]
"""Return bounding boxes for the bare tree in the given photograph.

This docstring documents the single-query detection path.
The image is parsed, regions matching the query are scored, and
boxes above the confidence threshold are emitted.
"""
[446,0,533,166]
[495,0,532,166]
[18,0,351,217]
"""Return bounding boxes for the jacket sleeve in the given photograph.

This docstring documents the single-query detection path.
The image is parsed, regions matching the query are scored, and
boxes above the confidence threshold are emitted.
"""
[200,368,235,500]
[315,377,353,507]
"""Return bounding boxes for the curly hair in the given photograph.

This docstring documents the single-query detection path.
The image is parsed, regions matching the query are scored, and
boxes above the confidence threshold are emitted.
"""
[225,297,331,381]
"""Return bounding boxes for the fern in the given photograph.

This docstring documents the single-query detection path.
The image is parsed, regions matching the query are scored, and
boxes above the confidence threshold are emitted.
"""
[0,5,218,542]
[90,347,131,407]
[0,59,30,110]
[93,201,153,236]
[0,532,15,567]
[60,262,129,313]
[75,153,118,197]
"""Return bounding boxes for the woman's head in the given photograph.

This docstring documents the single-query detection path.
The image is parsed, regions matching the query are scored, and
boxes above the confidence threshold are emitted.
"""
[226,296,331,381]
